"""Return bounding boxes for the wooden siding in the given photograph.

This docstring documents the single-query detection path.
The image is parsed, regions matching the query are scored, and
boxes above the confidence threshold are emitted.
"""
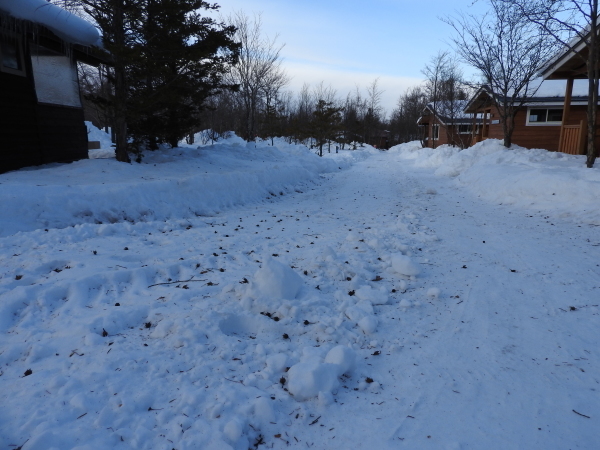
[0,70,44,173]
[421,115,474,149]
[1,38,89,174]
[479,105,600,153]
[36,104,89,164]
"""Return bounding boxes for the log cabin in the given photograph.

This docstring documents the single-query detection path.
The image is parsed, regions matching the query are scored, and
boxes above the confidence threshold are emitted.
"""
[0,0,107,174]
[537,28,600,157]
[464,24,600,157]
[462,80,599,154]
[417,100,480,149]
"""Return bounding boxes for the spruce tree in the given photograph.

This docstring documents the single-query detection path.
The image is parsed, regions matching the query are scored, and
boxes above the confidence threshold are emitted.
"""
[70,0,238,157]
[311,100,343,157]
[127,0,239,149]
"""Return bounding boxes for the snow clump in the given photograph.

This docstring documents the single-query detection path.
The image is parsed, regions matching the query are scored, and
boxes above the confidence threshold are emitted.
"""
[253,258,303,300]
[355,285,389,305]
[427,287,441,299]
[358,315,378,334]
[391,253,421,277]
[287,346,356,401]
[287,362,339,401]
[324,345,356,376]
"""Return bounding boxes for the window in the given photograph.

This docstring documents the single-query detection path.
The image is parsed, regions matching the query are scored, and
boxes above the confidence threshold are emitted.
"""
[432,124,439,140]
[30,44,81,107]
[458,124,475,134]
[527,108,563,125]
[0,38,26,76]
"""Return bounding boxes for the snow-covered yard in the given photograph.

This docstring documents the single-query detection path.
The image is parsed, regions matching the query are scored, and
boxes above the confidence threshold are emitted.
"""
[1,136,599,449]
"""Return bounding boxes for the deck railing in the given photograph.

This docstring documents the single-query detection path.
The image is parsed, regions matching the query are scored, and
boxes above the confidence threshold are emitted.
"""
[558,120,586,155]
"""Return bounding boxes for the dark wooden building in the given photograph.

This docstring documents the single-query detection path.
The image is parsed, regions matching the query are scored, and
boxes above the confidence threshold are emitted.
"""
[0,1,106,174]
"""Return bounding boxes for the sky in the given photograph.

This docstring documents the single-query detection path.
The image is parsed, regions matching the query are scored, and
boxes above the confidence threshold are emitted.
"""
[214,0,490,115]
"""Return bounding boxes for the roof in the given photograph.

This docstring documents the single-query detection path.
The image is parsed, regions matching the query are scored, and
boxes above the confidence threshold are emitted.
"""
[539,23,598,80]
[0,0,110,66]
[0,0,101,47]
[463,79,597,113]
[419,100,479,125]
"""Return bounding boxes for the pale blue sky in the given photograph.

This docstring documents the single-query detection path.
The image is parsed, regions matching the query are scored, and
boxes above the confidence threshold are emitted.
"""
[215,0,489,115]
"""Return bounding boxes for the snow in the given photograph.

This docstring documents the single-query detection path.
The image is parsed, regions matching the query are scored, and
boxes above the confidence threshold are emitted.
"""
[1,135,600,449]
[0,136,362,237]
[85,121,113,154]
[393,139,600,224]
[253,257,303,301]
[529,78,592,98]
[391,253,421,277]
[324,345,356,376]
[0,0,101,47]
[287,361,340,401]
[426,287,441,299]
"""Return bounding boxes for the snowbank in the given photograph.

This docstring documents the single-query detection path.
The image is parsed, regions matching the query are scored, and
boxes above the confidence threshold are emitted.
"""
[394,139,600,224]
[0,137,370,237]
[388,140,422,154]
[86,122,115,159]
[85,122,112,149]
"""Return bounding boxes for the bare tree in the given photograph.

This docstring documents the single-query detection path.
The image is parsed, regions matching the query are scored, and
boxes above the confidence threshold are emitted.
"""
[436,58,468,146]
[226,12,288,141]
[389,86,428,145]
[504,0,598,167]
[444,0,559,147]
[366,78,384,120]
[422,54,468,147]
[363,78,385,146]
[422,51,452,148]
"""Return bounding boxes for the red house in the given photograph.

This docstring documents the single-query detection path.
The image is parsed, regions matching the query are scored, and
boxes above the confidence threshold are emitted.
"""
[463,81,595,154]
[418,100,481,149]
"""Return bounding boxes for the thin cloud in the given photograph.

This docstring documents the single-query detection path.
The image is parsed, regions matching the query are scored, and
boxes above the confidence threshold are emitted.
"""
[283,61,424,115]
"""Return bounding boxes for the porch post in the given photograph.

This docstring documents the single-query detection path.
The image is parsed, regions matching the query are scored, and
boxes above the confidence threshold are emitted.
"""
[471,112,477,146]
[482,109,488,139]
[559,77,574,152]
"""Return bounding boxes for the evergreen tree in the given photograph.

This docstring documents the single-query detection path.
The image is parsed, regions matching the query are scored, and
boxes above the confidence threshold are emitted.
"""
[262,102,284,145]
[66,0,238,157]
[72,0,145,162]
[311,99,343,157]
[127,0,239,149]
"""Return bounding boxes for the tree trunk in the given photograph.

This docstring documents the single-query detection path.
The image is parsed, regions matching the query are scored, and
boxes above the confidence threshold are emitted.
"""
[113,2,130,163]
[586,2,598,168]
[501,109,514,148]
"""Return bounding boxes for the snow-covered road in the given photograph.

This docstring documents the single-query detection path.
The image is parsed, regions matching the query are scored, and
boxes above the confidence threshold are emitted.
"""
[1,146,599,449]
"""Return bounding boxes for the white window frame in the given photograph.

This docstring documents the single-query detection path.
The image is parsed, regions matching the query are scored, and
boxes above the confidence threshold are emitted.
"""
[526,107,563,126]
[431,124,439,140]
[0,35,26,76]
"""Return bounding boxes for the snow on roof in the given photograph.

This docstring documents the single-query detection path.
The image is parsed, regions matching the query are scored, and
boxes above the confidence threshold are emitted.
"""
[538,20,599,78]
[525,78,590,97]
[465,78,594,112]
[0,0,101,47]
[424,100,474,123]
